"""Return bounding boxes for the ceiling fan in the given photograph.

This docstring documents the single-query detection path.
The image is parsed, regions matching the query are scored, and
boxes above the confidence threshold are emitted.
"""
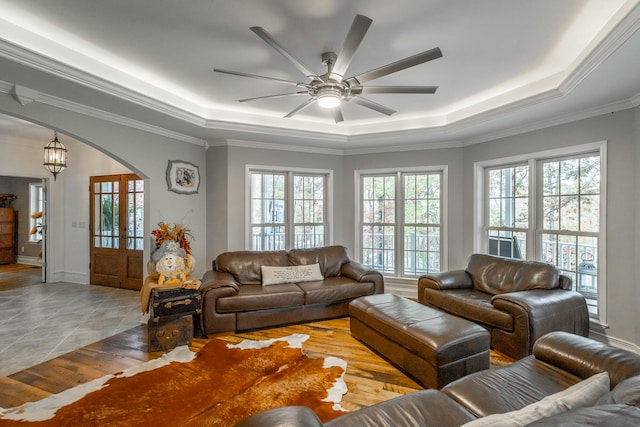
[214,14,442,123]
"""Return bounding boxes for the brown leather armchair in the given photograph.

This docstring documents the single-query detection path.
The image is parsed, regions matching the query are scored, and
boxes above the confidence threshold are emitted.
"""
[418,254,589,359]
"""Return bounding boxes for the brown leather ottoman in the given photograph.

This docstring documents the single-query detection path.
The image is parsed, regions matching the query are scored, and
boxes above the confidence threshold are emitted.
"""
[349,293,490,389]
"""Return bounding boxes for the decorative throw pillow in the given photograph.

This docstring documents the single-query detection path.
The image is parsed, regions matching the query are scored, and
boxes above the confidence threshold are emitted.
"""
[261,263,324,286]
[596,375,640,406]
[461,372,610,427]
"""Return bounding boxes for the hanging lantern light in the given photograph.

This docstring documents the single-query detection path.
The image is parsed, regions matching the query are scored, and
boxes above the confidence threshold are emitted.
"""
[43,131,67,180]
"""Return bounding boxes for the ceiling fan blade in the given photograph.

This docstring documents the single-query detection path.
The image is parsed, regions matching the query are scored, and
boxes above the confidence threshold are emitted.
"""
[284,98,317,118]
[347,47,443,85]
[332,107,344,123]
[329,14,372,82]
[214,68,307,87]
[351,85,438,95]
[237,91,308,103]
[350,96,396,116]
[250,26,320,80]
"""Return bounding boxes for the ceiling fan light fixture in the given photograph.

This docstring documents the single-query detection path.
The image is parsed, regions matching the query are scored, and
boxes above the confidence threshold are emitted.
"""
[217,14,442,120]
[317,86,342,108]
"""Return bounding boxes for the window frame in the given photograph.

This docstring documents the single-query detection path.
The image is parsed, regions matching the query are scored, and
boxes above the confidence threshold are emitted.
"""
[474,141,607,325]
[28,182,44,243]
[484,162,531,259]
[355,166,448,279]
[246,165,333,250]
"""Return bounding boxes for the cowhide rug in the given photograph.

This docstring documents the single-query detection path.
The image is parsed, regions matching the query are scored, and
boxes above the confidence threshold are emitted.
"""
[0,334,348,426]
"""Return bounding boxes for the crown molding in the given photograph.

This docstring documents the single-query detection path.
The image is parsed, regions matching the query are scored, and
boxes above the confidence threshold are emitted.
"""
[212,139,345,156]
[10,84,39,105]
[0,81,207,147]
[461,98,637,147]
[0,37,209,128]
[560,0,640,94]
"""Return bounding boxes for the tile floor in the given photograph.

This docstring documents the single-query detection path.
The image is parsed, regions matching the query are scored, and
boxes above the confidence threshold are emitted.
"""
[0,282,146,377]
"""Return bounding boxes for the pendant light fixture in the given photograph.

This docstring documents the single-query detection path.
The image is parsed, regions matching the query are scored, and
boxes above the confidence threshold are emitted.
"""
[43,131,67,180]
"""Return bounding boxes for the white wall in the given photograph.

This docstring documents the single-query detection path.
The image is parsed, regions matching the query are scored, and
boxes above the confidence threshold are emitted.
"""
[0,92,209,282]
[208,144,346,262]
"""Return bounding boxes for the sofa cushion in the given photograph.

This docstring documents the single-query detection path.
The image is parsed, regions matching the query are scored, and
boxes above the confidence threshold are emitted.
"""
[465,254,559,295]
[443,356,583,417]
[289,245,349,277]
[215,250,289,285]
[460,372,610,426]
[324,389,476,427]
[217,283,304,313]
[422,288,514,331]
[297,276,375,305]
[261,263,323,286]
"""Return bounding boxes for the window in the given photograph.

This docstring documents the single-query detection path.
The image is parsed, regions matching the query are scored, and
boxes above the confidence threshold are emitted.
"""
[478,143,605,321]
[249,169,329,250]
[29,183,44,243]
[358,169,444,277]
[486,164,529,259]
[539,155,600,312]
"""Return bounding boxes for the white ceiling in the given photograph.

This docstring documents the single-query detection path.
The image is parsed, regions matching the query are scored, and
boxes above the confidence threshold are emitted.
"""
[0,0,640,152]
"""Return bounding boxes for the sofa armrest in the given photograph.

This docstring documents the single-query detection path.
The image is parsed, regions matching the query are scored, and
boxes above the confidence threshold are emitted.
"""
[200,269,240,335]
[491,290,590,357]
[233,406,323,427]
[419,270,473,290]
[341,261,384,294]
[201,269,240,292]
[418,270,473,306]
[533,331,640,389]
[558,274,573,290]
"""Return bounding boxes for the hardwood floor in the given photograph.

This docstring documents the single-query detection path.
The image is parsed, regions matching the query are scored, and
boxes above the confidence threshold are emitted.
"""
[0,317,423,412]
[0,263,42,291]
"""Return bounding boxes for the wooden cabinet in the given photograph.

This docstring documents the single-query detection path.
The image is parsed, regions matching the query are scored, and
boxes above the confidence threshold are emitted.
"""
[0,207,17,264]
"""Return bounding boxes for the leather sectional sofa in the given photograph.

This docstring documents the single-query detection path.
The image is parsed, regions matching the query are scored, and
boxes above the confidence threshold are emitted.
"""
[235,331,640,426]
[418,253,590,359]
[200,245,384,335]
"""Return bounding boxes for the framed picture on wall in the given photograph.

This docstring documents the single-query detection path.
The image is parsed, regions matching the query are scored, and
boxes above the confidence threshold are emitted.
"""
[166,160,200,195]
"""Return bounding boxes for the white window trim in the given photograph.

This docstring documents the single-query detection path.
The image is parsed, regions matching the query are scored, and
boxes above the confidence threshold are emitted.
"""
[245,165,334,249]
[28,182,44,244]
[354,165,449,277]
[473,141,607,326]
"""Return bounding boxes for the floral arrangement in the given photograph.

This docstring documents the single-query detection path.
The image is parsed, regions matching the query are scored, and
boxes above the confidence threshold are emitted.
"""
[151,222,192,255]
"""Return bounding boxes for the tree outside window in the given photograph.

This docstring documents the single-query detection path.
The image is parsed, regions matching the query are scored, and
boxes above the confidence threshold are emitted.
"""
[250,170,328,250]
[360,171,443,277]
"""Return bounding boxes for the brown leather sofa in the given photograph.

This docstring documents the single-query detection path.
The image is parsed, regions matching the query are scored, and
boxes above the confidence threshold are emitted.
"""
[200,245,384,335]
[418,253,590,359]
[234,331,640,426]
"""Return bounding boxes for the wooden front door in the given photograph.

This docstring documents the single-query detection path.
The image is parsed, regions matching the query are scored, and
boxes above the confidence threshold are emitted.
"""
[90,174,144,290]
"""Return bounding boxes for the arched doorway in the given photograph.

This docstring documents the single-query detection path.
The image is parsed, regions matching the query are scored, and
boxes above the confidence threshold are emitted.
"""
[0,114,143,286]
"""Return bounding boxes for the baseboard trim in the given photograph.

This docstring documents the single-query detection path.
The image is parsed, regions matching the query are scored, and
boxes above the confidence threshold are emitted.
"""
[589,328,640,354]
[16,255,42,266]
[62,272,89,285]
[384,280,418,299]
